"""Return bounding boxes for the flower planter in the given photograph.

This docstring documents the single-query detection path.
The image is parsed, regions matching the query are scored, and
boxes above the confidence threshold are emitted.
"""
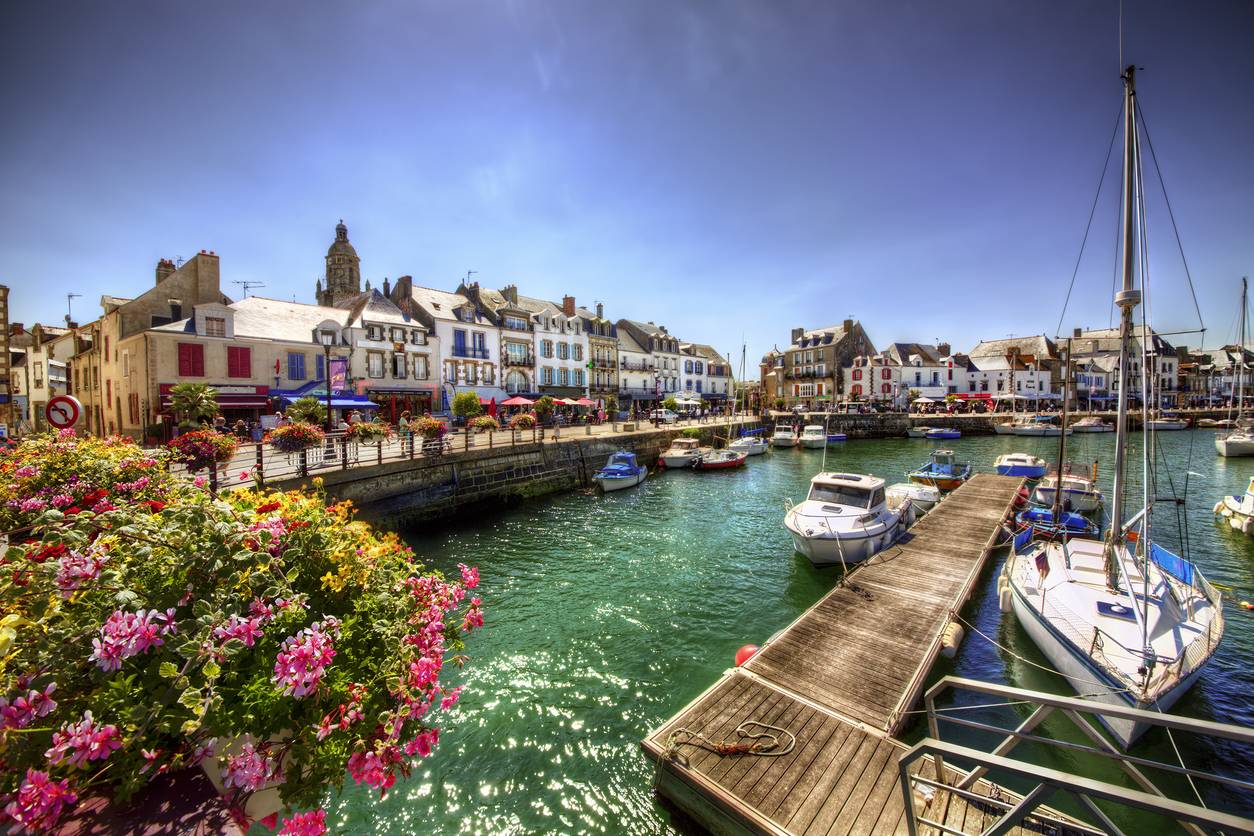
[200,733,290,822]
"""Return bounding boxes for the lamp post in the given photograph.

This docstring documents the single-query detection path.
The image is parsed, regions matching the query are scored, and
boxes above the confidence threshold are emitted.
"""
[320,332,335,433]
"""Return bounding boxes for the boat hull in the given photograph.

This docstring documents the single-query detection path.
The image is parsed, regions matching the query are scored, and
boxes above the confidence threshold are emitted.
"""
[826,434,847,444]
[996,464,1047,478]
[771,438,797,448]
[729,440,767,456]
[1012,426,1072,437]
[786,513,909,567]
[993,423,1017,435]
[1146,420,1187,431]
[1071,425,1114,433]
[694,453,746,470]
[659,453,698,468]
[593,471,646,492]
[1032,486,1102,512]
[1215,435,1254,457]
[905,428,929,438]
[909,473,966,491]
[800,437,826,449]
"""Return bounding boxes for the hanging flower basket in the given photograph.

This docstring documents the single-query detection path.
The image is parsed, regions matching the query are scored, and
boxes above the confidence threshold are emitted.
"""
[167,430,239,474]
[412,416,447,441]
[470,416,499,433]
[507,413,535,431]
[266,422,326,453]
[346,422,392,443]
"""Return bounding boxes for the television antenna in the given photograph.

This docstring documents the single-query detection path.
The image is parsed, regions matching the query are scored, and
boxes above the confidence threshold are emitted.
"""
[65,293,81,326]
[233,280,265,297]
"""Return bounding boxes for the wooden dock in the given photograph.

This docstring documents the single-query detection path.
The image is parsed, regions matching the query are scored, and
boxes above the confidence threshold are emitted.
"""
[643,473,1042,835]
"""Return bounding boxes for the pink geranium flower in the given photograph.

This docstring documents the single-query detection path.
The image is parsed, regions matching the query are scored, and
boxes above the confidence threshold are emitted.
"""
[2,769,78,832]
[45,710,122,767]
[279,809,327,836]
[273,618,340,698]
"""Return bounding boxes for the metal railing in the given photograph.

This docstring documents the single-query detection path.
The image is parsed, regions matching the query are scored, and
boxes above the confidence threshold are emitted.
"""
[899,676,1254,836]
[501,354,535,367]
[450,347,490,359]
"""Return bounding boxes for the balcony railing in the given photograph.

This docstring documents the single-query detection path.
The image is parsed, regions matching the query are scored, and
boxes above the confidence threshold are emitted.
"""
[620,360,654,371]
[592,358,615,369]
[502,354,535,367]
[451,347,490,359]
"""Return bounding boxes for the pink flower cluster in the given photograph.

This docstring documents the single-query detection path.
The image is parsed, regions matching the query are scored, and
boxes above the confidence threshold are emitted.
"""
[346,745,405,794]
[248,516,290,556]
[222,742,283,793]
[315,682,367,741]
[45,710,122,768]
[458,562,480,589]
[278,809,327,836]
[1,769,77,832]
[273,618,340,698]
[89,608,178,672]
[56,547,108,596]
[0,683,57,730]
[13,465,40,479]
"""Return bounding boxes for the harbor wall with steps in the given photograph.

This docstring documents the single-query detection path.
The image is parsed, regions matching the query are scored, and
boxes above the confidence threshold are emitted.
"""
[269,420,765,530]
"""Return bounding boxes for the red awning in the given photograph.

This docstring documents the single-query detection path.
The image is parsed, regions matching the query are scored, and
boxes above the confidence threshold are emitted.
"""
[500,396,534,406]
[574,397,597,406]
[160,395,270,409]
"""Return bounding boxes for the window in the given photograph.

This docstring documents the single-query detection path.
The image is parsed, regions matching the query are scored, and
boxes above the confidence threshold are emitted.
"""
[558,368,569,386]
[287,352,307,381]
[574,369,584,386]
[853,369,862,381]
[410,330,425,345]
[505,316,528,331]
[178,343,205,377]
[392,353,407,378]
[453,329,467,356]
[368,353,384,378]
[413,355,429,380]
[367,326,383,341]
[573,344,583,361]
[391,328,405,343]
[696,380,703,393]
[33,362,43,386]
[315,353,325,380]
[882,368,891,380]
[541,340,553,358]
[472,332,487,355]
[106,379,111,401]
[686,379,693,391]
[105,336,110,355]
[557,342,569,360]
[541,367,554,385]
[227,346,251,378]
[696,362,704,375]
[205,317,226,338]
[128,393,139,424]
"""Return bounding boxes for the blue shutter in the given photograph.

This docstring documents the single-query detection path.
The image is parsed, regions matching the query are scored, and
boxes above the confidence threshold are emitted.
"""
[316,354,325,380]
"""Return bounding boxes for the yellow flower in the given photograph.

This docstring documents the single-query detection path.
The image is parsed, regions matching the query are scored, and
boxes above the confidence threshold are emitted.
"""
[0,613,27,658]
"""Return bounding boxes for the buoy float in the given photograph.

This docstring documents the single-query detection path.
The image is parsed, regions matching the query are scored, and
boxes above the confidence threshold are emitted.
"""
[940,621,965,658]
[735,644,760,666]
[999,587,1013,613]
[1240,601,1254,611]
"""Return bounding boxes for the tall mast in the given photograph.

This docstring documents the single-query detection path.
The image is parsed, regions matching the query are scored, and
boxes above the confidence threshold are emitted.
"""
[1054,340,1071,521]
[1238,278,1247,421]
[1104,65,1141,590]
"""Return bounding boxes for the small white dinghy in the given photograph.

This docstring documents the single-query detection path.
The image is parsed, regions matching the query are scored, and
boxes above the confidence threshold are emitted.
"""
[591,451,647,492]
[886,482,940,515]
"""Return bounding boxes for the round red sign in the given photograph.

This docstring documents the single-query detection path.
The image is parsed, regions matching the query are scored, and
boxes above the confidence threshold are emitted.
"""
[45,395,83,430]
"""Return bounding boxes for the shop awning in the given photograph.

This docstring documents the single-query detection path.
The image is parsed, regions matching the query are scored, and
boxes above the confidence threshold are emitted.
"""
[500,396,534,406]
[161,394,271,410]
[280,394,378,409]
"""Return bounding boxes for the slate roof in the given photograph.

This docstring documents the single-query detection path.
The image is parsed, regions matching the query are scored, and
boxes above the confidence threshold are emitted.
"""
[152,296,348,342]
[406,285,478,323]
[967,335,1058,361]
[342,289,415,328]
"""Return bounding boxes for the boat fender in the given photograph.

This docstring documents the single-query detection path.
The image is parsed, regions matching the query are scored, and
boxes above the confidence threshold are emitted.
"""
[1213,501,1224,515]
[940,621,964,658]
[734,644,760,667]
[999,587,1013,613]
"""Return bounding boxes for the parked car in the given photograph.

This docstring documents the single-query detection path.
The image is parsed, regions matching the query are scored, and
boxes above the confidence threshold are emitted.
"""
[649,409,679,424]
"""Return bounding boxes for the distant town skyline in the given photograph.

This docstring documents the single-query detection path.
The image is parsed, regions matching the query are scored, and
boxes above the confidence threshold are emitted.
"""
[2,0,1251,365]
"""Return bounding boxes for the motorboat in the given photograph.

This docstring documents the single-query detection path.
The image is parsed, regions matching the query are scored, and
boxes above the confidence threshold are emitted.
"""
[1198,418,1233,429]
[1216,280,1254,457]
[993,421,1018,435]
[1004,66,1223,747]
[1014,506,1099,538]
[1214,477,1254,535]
[693,449,747,470]
[783,473,912,567]
[1071,416,1114,433]
[886,482,941,515]
[994,453,1047,479]
[827,432,847,444]
[1146,413,1188,430]
[905,426,931,438]
[800,425,827,449]
[728,435,768,456]
[592,451,647,492]
[907,450,971,491]
[1032,473,1103,512]
[770,425,798,447]
[1012,417,1072,437]
[925,427,961,440]
[658,437,708,469]
[1215,429,1254,457]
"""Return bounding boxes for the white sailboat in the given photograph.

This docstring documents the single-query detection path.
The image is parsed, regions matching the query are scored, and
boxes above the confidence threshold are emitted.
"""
[1003,66,1224,748]
[1215,277,1254,456]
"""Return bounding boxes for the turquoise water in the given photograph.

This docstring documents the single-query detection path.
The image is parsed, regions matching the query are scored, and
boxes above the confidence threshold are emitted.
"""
[327,430,1253,833]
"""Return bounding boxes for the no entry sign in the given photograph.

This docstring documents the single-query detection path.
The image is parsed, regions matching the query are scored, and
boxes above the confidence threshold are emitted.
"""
[45,395,83,430]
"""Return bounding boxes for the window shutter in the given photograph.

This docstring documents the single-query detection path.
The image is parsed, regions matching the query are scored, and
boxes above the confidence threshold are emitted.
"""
[316,353,325,380]
[191,344,204,377]
[178,344,191,377]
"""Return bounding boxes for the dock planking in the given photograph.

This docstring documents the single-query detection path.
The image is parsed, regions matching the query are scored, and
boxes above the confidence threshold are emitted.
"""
[642,474,1063,835]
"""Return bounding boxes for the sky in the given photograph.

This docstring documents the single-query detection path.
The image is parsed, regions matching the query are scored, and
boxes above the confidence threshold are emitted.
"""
[1,0,1251,369]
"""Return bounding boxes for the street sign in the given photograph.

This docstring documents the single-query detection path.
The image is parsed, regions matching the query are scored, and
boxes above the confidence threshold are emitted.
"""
[45,395,83,430]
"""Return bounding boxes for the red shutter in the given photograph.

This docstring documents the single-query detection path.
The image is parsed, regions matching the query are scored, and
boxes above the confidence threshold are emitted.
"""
[178,343,192,377]
[227,346,251,378]
[191,344,204,377]
[179,343,204,377]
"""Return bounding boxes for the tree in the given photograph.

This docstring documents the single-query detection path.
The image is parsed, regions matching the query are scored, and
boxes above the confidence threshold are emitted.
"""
[533,395,555,422]
[662,396,680,413]
[774,397,785,411]
[287,396,327,425]
[169,383,219,428]
[605,394,619,415]
[452,391,484,421]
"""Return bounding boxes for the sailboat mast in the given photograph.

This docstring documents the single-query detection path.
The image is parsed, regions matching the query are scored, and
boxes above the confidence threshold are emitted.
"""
[1105,65,1142,588]
[1054,340,1071,521]
[1239,278,1247,420]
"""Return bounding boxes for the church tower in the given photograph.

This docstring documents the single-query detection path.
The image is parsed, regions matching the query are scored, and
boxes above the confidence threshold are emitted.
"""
[317,220,362,307]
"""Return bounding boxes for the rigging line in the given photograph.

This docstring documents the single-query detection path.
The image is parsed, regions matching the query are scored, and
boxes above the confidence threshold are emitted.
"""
[1136,99,1207,334]
[1057,103,1125,338]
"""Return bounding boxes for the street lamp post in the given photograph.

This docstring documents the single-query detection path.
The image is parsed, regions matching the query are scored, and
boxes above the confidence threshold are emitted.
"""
[319,333,335,434]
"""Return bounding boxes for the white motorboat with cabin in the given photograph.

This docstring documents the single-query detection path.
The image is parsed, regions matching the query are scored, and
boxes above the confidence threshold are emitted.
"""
[728,435,768,456]
[1145,413,1187,431]
[1032,472,1103,512]
[905,426,931,438]
[659,437,708,469]
[1004,64,1223,747]
[1215,278,1254,457]
[993,421,1017,435]
[783,473,912,567]
[1071,416,1115,433]
[886,482,941,515]
[1012,417,1072,437]
[800,425,827,449]
[771,425,798,447]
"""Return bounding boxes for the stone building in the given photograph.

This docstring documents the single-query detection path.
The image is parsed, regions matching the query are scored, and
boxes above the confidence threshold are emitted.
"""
[0,285,10,432]
[617,320,681,411]
[315,221,363,308]
[761,319,876,410]
[578,303,618,408]
[8,323,72,432]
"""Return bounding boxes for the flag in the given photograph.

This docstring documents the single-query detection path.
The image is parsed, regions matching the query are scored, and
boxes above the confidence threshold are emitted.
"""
[329,358,348,393]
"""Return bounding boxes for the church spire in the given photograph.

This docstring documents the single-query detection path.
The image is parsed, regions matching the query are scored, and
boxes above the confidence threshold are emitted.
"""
[318,219,362,307]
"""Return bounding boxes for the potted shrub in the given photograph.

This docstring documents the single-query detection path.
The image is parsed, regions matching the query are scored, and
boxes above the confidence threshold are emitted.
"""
[532,396,555,425]
[507,413,535,431]
[167,430,239,474]
[411,416,448,455]
[450,393,483,428]
[345,421,391,444]
[469,416,499,434]
[266,423,326,454]
[0,430,483,833]
[169,383,221,430]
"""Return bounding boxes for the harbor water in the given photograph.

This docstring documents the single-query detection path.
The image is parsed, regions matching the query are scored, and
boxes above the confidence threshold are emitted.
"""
[326,429,1254,834]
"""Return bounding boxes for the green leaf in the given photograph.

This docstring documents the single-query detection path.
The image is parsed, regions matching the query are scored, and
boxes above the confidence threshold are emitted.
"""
[202,659,221,679]
[178,688,202,710]
[159,661,180,678]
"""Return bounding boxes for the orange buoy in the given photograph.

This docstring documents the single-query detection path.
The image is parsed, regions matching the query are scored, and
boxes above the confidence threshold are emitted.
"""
[735,644,760,666]
[1240,600,1253,611]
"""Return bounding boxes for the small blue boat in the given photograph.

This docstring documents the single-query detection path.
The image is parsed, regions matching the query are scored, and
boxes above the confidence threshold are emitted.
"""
[994,453,1048,479]
[592,451,647,492]
[1016,506,1100,538]
[925,427,961,440]
[826,433,847,444]
[907,449,971,491]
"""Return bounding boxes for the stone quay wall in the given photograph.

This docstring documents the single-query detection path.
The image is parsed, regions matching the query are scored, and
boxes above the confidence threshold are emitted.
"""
[270,420,765,529]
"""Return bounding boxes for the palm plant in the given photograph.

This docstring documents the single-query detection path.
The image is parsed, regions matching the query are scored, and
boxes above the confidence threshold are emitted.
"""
[169,383,220,428]
[287,396,327,425]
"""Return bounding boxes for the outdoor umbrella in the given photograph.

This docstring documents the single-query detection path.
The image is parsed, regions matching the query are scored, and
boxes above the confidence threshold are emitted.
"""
[500,396,534,407]
[575,397,597,407]
[488,397,497,417]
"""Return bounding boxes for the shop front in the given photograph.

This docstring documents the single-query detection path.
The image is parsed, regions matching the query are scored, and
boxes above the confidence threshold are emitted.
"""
[158,383,271,426]
[365,386,437,422]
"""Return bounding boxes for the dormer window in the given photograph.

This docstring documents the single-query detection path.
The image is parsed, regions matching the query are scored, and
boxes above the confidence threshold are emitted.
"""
[460,309,475,323]
[410,330,425,345]
[318,329,337,346]
[367,325,383,341]
[204,317,226,338]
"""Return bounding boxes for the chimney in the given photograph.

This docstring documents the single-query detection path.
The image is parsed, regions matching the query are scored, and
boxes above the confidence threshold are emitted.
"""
[596,302,604,319]
[937,342,951,357]
[791,327,804,344]
[562,295,576,317]
[503,284,518,304]
[155,258,176,285]
[1073,327,1082,339]
[843,318,853,333]
[9,323,23,337]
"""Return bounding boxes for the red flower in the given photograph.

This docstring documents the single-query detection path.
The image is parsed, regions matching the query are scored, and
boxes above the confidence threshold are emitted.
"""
[81,489,107,504]
[64,507,82,516]
[29,544,68,564]
[256,502,282,514]
[143,500,167,513]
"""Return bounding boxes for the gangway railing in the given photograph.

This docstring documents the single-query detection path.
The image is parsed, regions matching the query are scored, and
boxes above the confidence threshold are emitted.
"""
[898,676,1254,836]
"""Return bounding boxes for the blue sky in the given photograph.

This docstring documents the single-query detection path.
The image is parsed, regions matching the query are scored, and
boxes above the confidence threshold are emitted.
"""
[1,1,1251,367]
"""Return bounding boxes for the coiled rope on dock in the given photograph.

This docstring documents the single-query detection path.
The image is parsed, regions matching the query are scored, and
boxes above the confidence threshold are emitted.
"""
[661,721,796,769]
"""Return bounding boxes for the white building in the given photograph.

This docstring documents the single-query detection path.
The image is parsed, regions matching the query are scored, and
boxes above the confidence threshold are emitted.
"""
[531,296,589,400]
[885,342,949,401]
[1070,326,1178,406]
[845,352,902,406]
[618,320,680,408]
[682,343,734,407]
[955,354,1054,401]
[616,328,657,410]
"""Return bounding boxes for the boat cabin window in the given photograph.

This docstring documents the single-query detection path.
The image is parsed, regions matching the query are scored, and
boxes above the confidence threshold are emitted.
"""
[809,484,876,508]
